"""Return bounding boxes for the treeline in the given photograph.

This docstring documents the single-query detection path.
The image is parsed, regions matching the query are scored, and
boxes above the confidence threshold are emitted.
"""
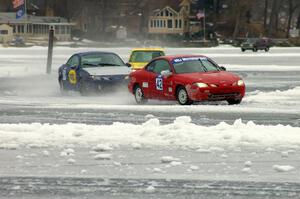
[1,0,300,38]
[229,0,300,38]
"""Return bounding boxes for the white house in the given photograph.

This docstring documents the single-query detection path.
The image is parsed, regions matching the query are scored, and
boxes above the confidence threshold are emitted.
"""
[0,24,13,43]
[0,12,75,41]
[148,0,196,35]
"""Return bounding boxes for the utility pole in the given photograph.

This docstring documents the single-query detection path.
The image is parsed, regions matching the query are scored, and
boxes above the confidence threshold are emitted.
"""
[24,0,28,37]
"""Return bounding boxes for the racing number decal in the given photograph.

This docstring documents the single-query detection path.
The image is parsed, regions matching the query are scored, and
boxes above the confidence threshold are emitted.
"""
[156,76,163,91]
[62,68,67,80]
[68,69,77,85]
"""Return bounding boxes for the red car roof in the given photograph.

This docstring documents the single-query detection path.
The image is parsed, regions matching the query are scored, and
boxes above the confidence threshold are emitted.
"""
[157,55,207,61]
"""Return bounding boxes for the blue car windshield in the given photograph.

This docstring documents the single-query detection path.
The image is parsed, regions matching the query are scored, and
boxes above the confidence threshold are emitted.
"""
[173,58,220,74]
[81,53,125,68]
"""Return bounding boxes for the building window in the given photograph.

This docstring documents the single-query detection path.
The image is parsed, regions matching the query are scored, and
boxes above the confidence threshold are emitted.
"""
[165,10,169,17]
[13,25,16,33]
[44,25,48,34]
[28,25,32,33]
[0,30,8,35]
[179,20,182,28]
[17,25,24,33]
[160,20,163,28]
[150,20,153,28]
[55,26,59,34]
[164,20,166,27]
[167,20,172,28]
[61,26,66,34]
[66,26,70,34]
[175,19,178,28]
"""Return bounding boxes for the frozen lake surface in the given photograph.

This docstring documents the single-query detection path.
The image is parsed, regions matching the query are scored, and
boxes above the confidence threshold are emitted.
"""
[0,46,300,198]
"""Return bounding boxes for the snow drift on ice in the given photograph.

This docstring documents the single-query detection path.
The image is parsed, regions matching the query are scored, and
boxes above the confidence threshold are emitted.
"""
[0,117,300,150]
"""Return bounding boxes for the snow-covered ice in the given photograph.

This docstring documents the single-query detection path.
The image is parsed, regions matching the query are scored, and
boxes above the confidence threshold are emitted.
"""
[1,46,300,196]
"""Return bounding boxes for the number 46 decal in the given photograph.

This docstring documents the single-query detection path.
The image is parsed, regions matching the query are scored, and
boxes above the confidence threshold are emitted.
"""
[156,76,163,91]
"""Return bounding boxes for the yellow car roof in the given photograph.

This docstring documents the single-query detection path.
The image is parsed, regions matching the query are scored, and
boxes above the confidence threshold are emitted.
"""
[131,48,164,52]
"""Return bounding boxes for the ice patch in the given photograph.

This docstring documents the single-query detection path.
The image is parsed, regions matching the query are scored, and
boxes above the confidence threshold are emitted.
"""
[174,116,192,125]
[60,148,74,156]
[42,150,50,156]
[67,158,76,164]
[153,168,163,173]
[144,185,156,193]
[273,165,295,172]
[244,161,252,167]
[80,169,88,174]
[94,154,112,160]
[190,165,199,170]
[92,144,113,152]
[161,156,178,163]
[242,167,251,173]
[170,161,182,166]
[145,114,155,119]
[131,143,142,150]
[281,151,289,158]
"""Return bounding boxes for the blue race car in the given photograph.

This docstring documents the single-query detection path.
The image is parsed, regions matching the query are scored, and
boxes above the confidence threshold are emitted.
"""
[58,51,130,95]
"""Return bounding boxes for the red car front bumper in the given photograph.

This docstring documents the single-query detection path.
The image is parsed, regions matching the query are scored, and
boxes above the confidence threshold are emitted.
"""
[187,85,245,102]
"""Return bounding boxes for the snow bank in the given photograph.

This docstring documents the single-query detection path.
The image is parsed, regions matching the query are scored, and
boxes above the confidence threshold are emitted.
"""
[0,117,300,150]
[225,65,300,72]
[245,87,300,105]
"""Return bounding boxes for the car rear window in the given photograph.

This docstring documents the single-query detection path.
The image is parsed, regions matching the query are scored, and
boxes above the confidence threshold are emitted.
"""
[130,51,164,62]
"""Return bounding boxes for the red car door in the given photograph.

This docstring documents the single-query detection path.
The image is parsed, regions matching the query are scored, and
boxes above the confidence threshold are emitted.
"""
[146,59,173,100]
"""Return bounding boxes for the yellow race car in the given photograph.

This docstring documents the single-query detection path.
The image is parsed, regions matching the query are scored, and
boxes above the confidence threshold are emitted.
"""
[128,48,165,70]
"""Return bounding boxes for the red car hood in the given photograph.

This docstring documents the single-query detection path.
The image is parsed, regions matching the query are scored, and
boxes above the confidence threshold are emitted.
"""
[175,71,240,84]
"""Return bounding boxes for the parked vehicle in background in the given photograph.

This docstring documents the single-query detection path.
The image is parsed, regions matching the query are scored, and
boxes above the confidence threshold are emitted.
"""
[241,38,272,52]
[127,48,165,70]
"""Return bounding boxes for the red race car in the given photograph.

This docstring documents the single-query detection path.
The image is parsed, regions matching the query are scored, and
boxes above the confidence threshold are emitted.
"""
[128,55,245,105]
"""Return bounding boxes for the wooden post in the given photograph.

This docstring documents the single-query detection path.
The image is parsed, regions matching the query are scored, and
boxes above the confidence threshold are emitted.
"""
[46,26,54,74]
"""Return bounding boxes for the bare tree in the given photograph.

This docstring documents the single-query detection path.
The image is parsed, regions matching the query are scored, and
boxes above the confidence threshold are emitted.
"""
[268,0,281,36]
[286,0,300,38]
[264,0,269,29]
[232,0,253,39]
[297,12,300,29]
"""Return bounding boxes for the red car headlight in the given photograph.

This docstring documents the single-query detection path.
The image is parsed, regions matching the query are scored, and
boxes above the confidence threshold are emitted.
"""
[232,80,245,86]
[193,83,209,88]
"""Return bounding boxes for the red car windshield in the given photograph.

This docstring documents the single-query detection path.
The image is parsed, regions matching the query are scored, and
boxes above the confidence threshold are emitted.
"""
[173,58,220,74]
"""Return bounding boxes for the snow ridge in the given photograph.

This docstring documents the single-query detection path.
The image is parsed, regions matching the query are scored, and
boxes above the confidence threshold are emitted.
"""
[0,117,300,150]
